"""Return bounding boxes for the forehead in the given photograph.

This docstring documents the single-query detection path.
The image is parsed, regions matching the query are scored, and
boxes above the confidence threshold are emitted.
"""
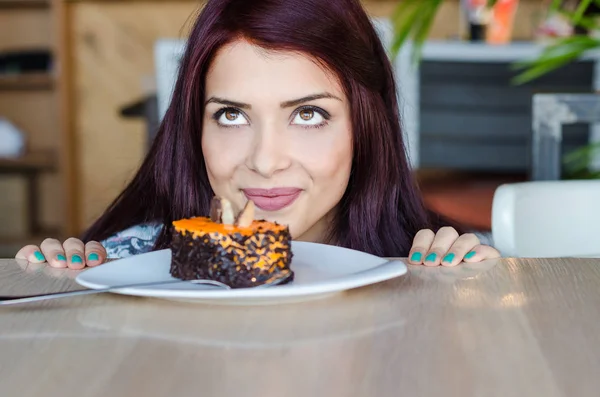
[205,39,343,99]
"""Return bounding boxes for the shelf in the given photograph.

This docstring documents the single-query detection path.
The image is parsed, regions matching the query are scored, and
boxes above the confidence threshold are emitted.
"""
[0,150,57,173]
[0,73,54,91]
[0,0,50,9]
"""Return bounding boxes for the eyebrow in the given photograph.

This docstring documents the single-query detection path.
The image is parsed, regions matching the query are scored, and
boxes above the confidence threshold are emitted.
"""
[205,97,251,109]
[205,93,341,110]
[280,93,341,108]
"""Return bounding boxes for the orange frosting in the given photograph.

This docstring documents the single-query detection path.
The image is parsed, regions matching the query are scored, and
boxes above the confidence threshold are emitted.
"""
[173,216,287,238]
[172,216,290,272]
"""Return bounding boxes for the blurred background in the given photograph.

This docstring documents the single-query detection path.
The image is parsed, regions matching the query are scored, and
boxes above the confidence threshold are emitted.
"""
[0,0,598,256]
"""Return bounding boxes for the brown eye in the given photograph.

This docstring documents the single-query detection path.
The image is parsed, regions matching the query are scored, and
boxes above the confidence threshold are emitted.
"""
[216,108,248,126]
[225,110,238,121]
[299,109,314,121]
[291,107,327,127]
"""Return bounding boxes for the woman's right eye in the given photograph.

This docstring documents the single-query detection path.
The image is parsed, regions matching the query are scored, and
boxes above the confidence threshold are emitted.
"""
[214,108,249,127]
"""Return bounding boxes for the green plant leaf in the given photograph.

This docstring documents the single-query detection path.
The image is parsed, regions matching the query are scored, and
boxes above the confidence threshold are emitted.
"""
[409,0,443,65]
[572,0,594,24]
[563,141,600,179]
[511,36,600,84]
[391,0,445,62]
[391,1,424,58]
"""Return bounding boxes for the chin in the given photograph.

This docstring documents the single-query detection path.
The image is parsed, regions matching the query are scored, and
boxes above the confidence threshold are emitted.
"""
[256,211,291,226]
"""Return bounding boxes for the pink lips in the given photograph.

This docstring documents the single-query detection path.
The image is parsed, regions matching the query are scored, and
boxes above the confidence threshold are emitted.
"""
[242,187,302,211]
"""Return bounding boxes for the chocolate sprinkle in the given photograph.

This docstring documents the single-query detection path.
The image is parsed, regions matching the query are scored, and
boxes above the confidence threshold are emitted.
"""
[170,222,294,289]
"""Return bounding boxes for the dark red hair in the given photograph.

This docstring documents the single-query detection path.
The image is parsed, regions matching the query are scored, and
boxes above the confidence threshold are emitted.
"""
[82,0,461,257]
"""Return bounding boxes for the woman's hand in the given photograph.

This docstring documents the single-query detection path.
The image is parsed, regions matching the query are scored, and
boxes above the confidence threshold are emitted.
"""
[15,238,107,269]
[408,227,500,266]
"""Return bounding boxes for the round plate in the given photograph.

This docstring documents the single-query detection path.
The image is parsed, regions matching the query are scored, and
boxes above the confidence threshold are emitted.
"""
[75,241,408,305]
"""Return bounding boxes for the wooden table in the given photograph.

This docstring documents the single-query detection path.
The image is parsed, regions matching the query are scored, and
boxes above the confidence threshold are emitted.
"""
[1,257,600,397]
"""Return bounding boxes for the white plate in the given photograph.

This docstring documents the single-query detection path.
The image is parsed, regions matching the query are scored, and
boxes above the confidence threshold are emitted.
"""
[75,241,408,305]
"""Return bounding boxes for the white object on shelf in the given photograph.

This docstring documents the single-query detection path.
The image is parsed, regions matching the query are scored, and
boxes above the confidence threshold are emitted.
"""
[154,39,187,121]
[0,117,25,158]
[372,18,419,169]
[492,180,600,258]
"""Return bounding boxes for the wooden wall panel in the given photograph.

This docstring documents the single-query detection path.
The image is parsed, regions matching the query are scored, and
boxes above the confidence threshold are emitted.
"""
[0,92,63,232]
[0,7,62,239]
[0,178,26,237]
[71,2,201,229]
[0,9,54,51]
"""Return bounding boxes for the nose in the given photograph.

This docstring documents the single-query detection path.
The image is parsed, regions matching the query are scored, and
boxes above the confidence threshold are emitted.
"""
[246,124,291,178]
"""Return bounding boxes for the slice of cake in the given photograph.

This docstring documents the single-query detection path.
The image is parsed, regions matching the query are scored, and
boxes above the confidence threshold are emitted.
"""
[170,196,293,288]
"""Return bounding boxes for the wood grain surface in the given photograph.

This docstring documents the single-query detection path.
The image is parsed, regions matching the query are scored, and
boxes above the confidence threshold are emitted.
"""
[1,256,600,396]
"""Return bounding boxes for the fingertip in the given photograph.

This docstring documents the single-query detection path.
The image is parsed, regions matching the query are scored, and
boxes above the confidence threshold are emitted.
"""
[49,254,68,268]
[441,252,459,267]
[30,250,46,263]
[15,245,41,261]
[68,254,85,270]
[68,263,85,270]
[408,251,423,265]
[423,252,440,267]
[441,261,459,267]
[86,252,104,267]
[463,250,478,262]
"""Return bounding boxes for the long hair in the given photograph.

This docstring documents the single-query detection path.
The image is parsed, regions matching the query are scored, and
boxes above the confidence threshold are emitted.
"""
[82,0,462,257]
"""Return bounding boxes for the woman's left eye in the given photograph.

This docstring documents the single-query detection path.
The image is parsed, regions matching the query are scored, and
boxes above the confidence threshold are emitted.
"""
[291,107,328,127]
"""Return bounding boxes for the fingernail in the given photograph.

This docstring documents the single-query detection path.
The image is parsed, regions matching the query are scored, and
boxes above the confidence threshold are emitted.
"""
[34,251,45,261]
[57,254,66,262]
[425,253,437,262]
[410,252,422,262]
[88,253,99,261]
[71,255,83,264]
[465,251,476,259]
[443,253,455,263]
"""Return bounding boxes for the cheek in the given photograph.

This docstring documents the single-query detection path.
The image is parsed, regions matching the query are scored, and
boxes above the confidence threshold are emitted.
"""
[201,129,247,182]
[294,128,353,184]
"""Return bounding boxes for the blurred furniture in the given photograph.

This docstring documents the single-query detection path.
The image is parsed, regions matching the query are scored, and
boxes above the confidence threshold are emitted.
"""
[0,72,53,90]
[418,169,525,231]
[0,1,50,9]
[491,180,600,257]
[0,150,57,235]
[3,255,600,396]
[0,48,52,74]
[399,41,596,172]
[119,94,159,151]
[531,93,600,180]
[0,0,69,237]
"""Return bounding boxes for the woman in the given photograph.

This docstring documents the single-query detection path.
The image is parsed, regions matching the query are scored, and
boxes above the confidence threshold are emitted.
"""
[16,0,500,269]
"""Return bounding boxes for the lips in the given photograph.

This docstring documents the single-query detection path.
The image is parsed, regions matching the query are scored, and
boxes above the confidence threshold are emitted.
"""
[242,188,302,212]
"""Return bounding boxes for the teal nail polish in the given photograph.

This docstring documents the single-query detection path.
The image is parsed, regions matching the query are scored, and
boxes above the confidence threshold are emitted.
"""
[465,251,476,259]
[34,251,45,261]
[410,252,422,262]
[71,255,83,264]
[425,253,437,262]
[57,254,66,261]
[443,253,455,263]
[88,253,99,261]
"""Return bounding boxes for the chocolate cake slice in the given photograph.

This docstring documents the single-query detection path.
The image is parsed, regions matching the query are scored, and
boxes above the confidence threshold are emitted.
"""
[170,196,294,288]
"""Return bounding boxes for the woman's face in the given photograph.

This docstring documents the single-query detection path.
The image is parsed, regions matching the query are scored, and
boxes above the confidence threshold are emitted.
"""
[202,40,353,242]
